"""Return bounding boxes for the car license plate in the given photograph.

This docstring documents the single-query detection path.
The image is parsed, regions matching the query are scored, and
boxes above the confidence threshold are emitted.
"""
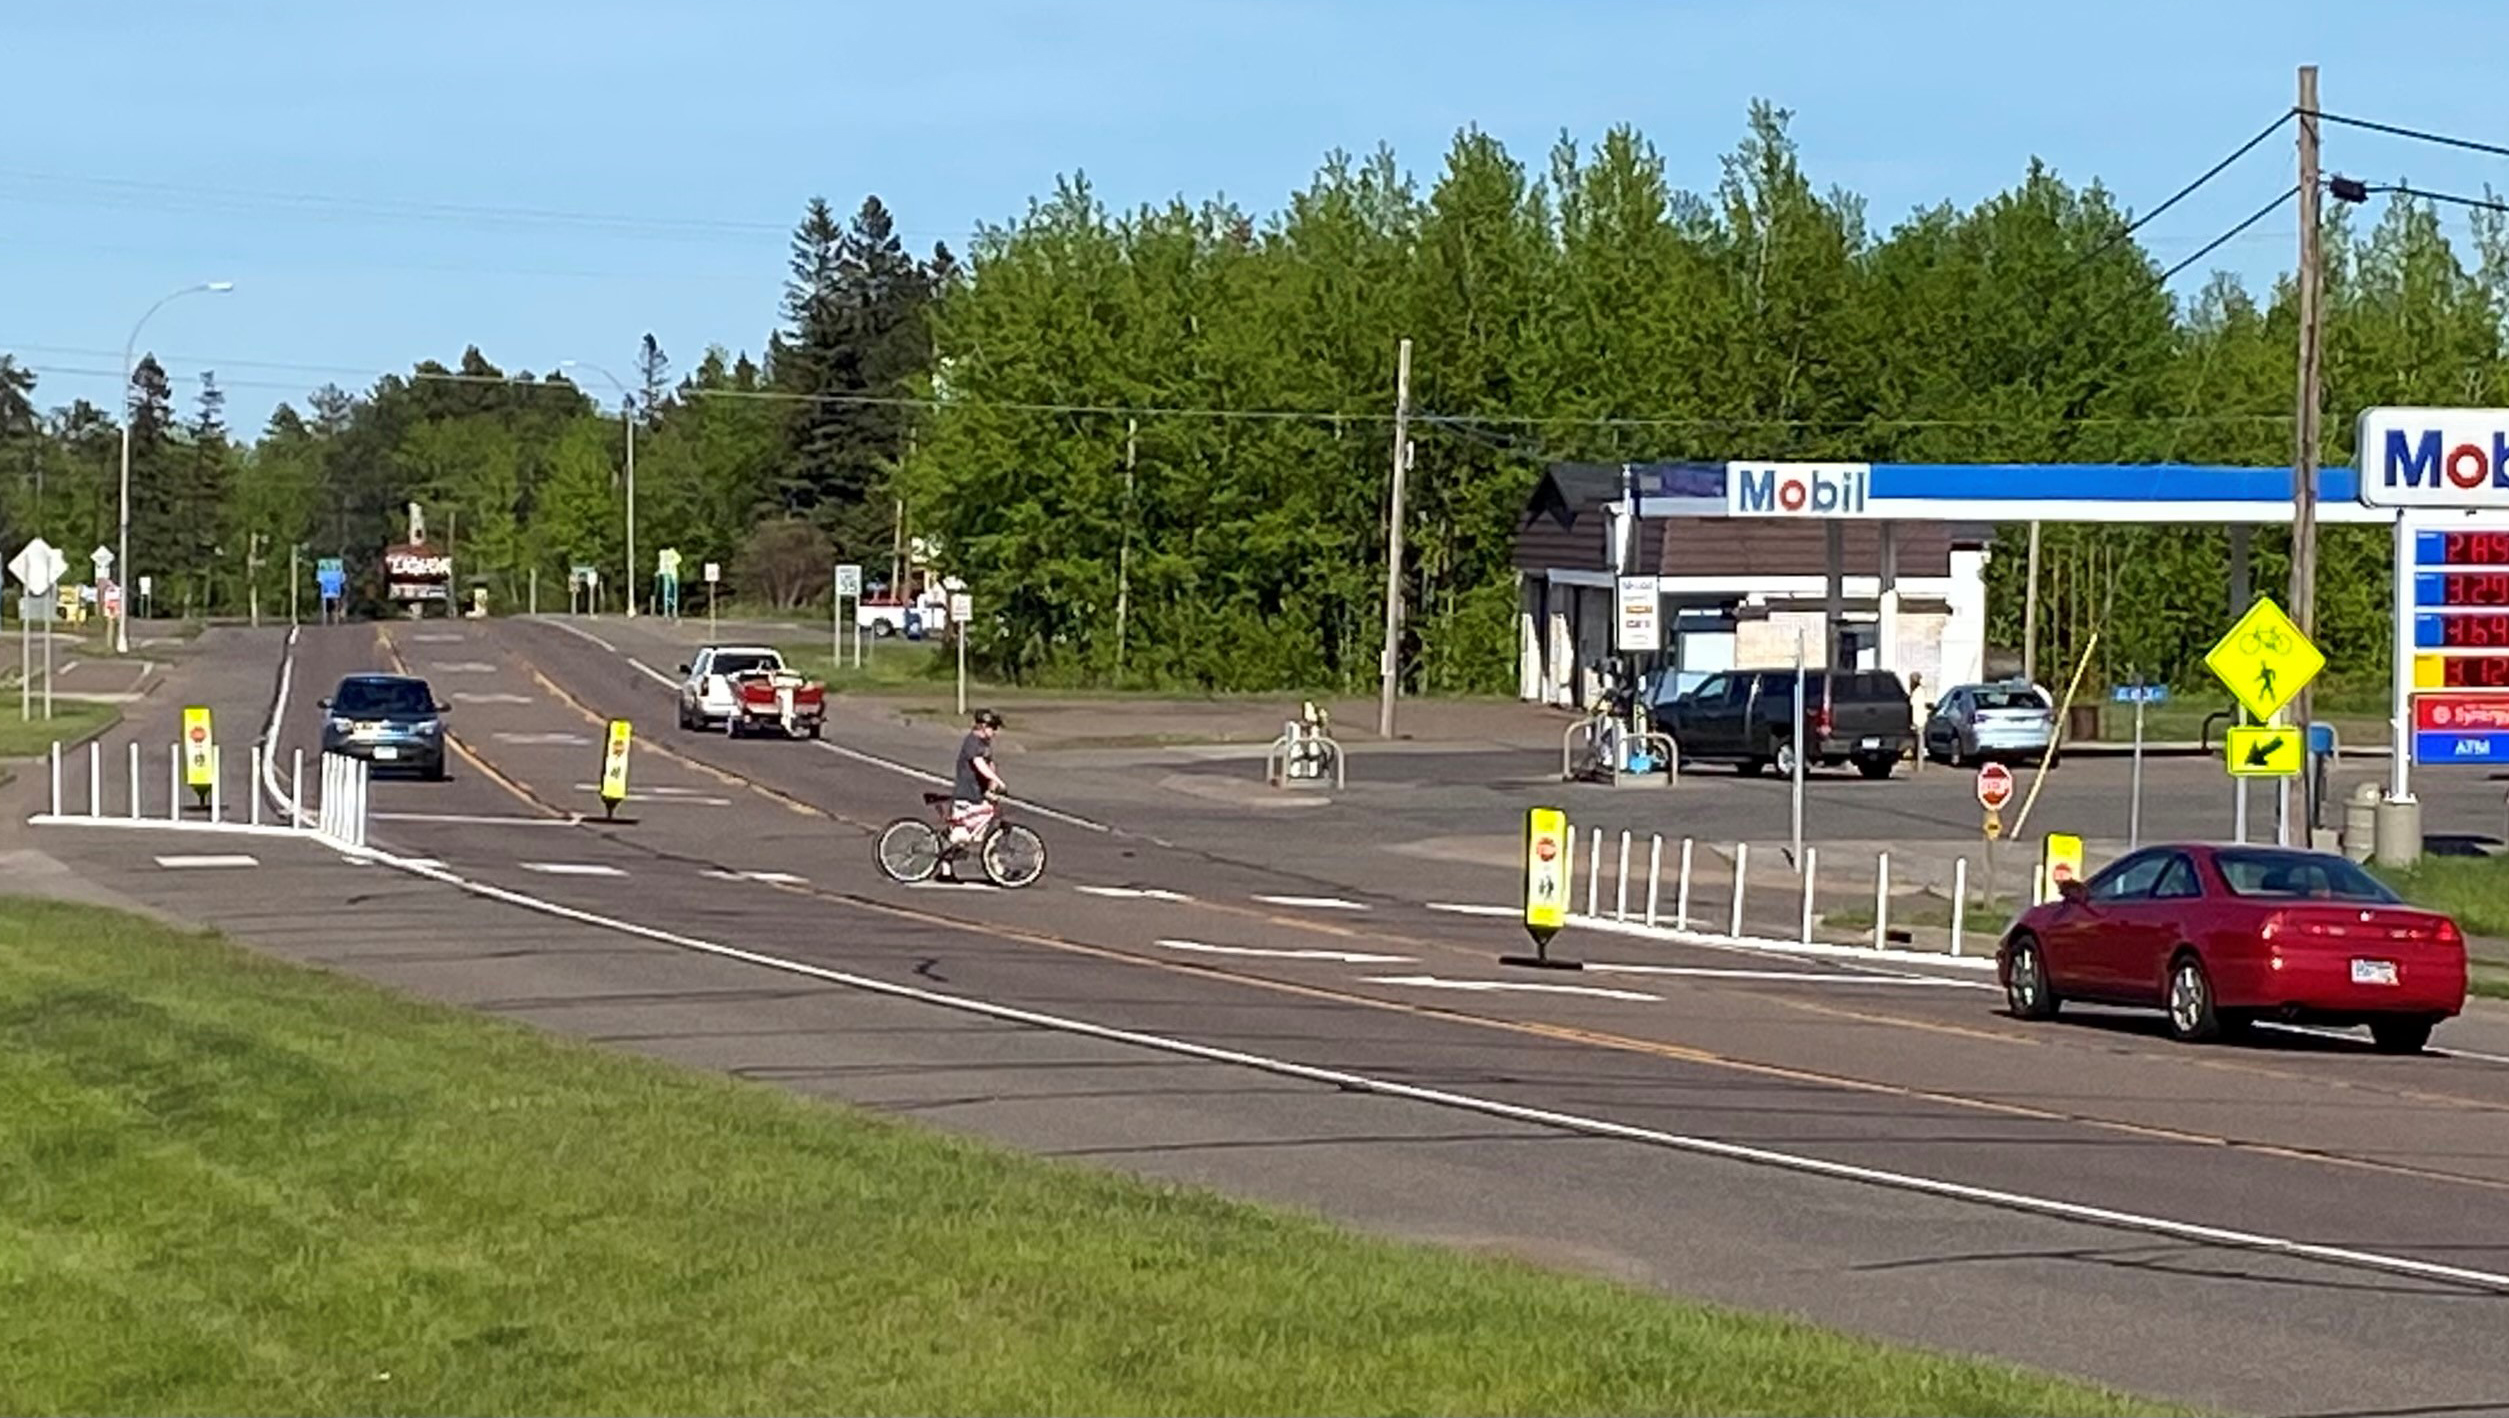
[373,745,399,761]
[2350,958,2398,986]
[1858,736,1881,750]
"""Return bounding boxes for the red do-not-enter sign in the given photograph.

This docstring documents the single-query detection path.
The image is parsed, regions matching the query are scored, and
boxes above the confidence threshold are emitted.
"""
[1975,761,2015,812]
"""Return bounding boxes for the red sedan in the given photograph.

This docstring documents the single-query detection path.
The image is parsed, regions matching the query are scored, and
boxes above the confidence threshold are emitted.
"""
[1997,843,2466,1053]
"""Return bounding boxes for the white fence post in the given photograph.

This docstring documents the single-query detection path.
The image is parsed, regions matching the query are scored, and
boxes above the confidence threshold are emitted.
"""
[249,747,263,827]
[49,741,61,817]
[1615,831,1632,922]
[1585,827,1602,918]
[166,743,179,821]
[1875,852,1891,949]
[1951,856,1969,958]
[355,760,370,848]
[1644,834,1663,929]
[209,746,223,823]
[1676,838,1695,930]
[1729,843,1748,938]
[87,741,100,817]
[127,741,139,819]
[1800,846,1818,946]
[291,748,304,829]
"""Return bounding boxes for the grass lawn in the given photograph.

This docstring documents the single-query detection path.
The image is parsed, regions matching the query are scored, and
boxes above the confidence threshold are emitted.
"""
[0,696,119,760]
[0,898,2175,1417]
[2371,854,2509,940]
[1823,894,2016,939]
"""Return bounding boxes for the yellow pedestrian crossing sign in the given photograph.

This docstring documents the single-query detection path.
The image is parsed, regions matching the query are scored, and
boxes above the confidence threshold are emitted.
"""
[2225,724,2304,778]
[2203,596,2324,724]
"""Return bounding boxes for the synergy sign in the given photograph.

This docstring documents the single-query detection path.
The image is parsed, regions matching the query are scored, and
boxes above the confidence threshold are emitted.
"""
[1726,462,1872,517]
[2360,407,2509,508]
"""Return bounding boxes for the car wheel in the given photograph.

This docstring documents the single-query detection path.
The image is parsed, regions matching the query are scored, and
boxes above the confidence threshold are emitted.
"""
[425,755,449,783]
[2165,952,2222,1043]
[2004,934,2059,1020]
[1736,758,1766,777]
[1773,741,1798,777]
[1855,756,1894,780]
[2370,1016,2438,1055]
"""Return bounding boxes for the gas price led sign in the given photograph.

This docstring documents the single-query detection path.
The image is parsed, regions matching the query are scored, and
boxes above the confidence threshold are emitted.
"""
[2409,528,2509,761]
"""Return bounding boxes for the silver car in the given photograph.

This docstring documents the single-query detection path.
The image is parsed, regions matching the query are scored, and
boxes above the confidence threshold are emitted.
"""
[1922,681,2058,767]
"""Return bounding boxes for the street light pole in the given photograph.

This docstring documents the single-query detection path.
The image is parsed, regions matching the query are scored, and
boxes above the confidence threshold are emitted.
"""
[116,281,233,654]
[560,360,636,617]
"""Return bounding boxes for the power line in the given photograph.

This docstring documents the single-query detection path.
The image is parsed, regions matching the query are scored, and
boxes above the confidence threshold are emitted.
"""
[2311,109,2509,164]
[2070,108,2294,275]
[2350,180,2509,218]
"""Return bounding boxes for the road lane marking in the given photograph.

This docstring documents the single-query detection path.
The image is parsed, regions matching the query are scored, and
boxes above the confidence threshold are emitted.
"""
[700,868,810,885]
[2262,1020,2509,1067]
[453,692,533,705]
[1076,884,1192,902]
[496,731,592,746]
[519,862,626,876]
[1252,894,1369,912]
[351,844,2509,1296]
[538,618,619,654]
[625,656,680,689]
[1156,938,1413,965]
[1587,962,1990,989]
[154,853,258,869]
[430,661,499,673]
[1426,902,1517,918]
[567,783,732,806]
[1364,974,1661,1002]
[370,811,581,827]
[412,633,463,643]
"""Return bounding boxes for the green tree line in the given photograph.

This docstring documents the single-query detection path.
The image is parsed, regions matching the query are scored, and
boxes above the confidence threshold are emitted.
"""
[6,104,2505,693]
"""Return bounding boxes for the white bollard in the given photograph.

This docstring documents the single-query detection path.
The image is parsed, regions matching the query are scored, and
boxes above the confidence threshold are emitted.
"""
[167,743,179,821]
[209,747,222,823]
[1676,838,1695,931]
[1875,852,1891,949]
[1615,830,1632,922]
[250,747,263,827]
[1586,827,1602,918]
[1951,857,1969,958]
[355,760,370,847]
[87,740,100,818]
[1729,842,1748,938]
[1800,845,1818,946]
[291,748,304,828]
[49,741,61,817]
[1645,834,1663,929]
[127,741,139,820]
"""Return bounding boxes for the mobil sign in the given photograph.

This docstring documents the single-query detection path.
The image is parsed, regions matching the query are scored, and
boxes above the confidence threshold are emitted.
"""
[1727,461,1872,517]
[2360,407,2509,508]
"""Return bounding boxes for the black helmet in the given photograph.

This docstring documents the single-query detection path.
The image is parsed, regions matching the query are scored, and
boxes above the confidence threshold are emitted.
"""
[972,708,1004,729]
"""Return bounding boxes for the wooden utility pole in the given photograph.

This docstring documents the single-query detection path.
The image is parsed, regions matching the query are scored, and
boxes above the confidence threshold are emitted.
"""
[2291,63,2325,841]
[1115,417,1136,685]
[1377,338,1414,739]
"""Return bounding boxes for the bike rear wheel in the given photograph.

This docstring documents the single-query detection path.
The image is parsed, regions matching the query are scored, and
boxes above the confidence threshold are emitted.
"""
[875,817,945,883]
[980,822,1047,889]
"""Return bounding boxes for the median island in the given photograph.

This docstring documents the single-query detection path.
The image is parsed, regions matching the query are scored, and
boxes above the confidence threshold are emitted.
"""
[0,898,2173,1416]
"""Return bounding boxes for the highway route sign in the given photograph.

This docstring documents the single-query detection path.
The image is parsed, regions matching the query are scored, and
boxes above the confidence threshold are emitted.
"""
[2204,596,2324,724]
[2225,724,2304,778]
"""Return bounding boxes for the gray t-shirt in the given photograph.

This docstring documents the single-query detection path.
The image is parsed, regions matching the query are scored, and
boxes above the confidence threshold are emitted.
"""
[954,731,995,801]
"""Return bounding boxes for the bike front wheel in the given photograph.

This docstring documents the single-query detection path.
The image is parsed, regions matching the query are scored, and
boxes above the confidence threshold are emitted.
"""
[875,817,945,883]
[980,823,1048,889]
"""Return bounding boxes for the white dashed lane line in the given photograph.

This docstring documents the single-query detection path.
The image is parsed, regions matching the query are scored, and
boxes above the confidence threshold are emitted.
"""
[496,731,592,746]
[1155,938,1413,965]
[1426,902,1516,918]
[452,692,533,705]
[700,868,810,885]
[154,853,259,869]
[519,862,627,877]
[1586,962,1993,990]
[1251,894,1370,912]
[1075,884,1192,902]
[429,661,500,674]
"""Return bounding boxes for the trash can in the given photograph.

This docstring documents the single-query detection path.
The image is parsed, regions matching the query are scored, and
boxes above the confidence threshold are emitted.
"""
[2066,703,2102,743]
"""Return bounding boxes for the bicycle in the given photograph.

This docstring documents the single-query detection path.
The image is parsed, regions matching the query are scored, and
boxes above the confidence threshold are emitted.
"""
[875,792,1048,889]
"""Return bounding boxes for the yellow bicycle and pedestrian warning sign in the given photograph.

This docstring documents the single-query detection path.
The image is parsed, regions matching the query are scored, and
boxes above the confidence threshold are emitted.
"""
[2203,596,2325,725]
[2225,724,2304,778]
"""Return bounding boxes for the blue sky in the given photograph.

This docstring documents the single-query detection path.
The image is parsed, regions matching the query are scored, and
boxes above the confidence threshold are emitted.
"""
[9,0,2509,433]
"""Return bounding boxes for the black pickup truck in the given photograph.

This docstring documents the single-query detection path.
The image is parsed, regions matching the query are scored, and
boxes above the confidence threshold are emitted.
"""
[1647,668,1915,779]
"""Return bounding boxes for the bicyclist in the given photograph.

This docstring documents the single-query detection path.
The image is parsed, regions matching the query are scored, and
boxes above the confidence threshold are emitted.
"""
[946,708,1006,856]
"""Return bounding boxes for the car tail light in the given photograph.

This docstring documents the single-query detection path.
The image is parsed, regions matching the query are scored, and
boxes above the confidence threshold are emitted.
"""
[2438,917,2465,948]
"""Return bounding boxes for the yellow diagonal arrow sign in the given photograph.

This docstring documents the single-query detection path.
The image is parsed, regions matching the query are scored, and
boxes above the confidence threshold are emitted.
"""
[2225,724,2303,778]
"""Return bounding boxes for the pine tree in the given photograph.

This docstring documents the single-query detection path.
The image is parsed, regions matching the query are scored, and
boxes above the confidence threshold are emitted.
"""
[775,197,847,517]
[636,333,671,427]
[125,355,182,592]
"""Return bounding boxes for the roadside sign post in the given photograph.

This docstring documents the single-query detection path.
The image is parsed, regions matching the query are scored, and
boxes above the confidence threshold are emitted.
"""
[10,537,68,722]
[835,563,863,670]
[182,706,215,811]
[703,561,720,641]
[1789,628,1807,869]
[1500,806,1581,971]
[2106,676,2172,848]
[950,591,974,715]
[2203,594,2324,848]
[1977,760,2014,912]
[598,718,633,821]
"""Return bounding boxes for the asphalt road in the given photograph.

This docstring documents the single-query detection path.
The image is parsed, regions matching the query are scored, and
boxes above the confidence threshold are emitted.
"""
[13,614,2509,1416]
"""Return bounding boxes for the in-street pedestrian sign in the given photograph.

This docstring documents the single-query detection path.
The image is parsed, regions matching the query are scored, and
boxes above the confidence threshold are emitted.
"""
[2225,724,2304,778]
[2203,596,2324,724]
[598,718,633,819]
[1521,806,1568,942]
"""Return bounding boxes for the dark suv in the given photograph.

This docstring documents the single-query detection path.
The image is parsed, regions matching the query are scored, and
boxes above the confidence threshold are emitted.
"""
[318,673,449,780]
[1649,668,1915,779]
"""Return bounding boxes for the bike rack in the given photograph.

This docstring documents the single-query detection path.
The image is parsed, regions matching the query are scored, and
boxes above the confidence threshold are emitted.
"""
[1266,726,1345,789]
